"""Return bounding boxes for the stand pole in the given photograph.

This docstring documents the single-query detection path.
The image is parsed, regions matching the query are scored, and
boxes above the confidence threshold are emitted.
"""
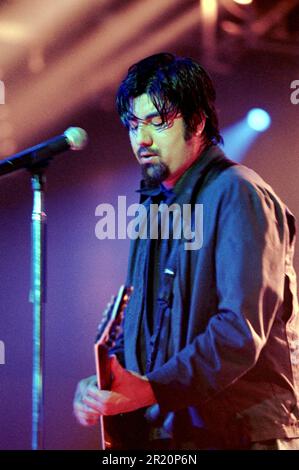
[30,170,47,450]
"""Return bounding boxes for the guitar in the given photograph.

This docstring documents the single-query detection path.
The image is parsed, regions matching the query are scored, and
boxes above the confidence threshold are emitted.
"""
[94,285,133,450]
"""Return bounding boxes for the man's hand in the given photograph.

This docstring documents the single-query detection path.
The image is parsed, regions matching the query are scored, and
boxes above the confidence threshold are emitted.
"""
[73,375,100,426]
[73,356,156,426]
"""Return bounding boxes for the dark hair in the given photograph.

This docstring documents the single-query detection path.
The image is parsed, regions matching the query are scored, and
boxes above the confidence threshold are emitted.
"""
[116,52,222,144]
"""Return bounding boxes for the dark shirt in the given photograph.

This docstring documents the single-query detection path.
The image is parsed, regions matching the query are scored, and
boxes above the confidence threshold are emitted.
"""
[136,185,175,375]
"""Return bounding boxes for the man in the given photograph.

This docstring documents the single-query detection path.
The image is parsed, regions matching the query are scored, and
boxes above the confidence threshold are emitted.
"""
[73,53,299,449]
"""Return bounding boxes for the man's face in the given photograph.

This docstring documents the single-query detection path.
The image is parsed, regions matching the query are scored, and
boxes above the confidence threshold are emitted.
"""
[128,94,198,184]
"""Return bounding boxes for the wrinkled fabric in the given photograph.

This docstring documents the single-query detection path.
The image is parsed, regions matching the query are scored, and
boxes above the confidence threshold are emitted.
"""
[117,145,299,447]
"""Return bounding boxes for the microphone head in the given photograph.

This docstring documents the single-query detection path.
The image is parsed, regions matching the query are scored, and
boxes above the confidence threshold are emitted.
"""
[64,127,88,150]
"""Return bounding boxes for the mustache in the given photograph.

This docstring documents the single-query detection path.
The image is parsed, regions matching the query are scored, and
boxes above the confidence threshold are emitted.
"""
[137,147,160,159]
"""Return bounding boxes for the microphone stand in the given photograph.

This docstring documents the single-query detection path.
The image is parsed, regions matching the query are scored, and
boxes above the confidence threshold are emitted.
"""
[29,166,48,450]
[0,127,87,450]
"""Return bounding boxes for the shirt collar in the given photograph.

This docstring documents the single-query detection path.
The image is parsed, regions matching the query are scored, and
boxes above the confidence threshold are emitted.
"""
[136,183,174,203]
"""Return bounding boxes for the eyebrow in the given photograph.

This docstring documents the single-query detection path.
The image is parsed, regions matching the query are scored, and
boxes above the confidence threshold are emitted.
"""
[130,112,161,122]
[144,112,161,119]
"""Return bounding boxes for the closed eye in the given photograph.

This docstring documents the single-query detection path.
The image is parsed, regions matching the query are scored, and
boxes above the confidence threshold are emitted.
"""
[128,115,170,132]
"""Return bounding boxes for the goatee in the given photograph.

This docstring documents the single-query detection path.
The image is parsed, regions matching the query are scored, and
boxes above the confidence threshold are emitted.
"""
[141,161,169,187]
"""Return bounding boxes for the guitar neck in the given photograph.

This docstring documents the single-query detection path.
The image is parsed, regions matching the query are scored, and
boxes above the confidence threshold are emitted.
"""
[94,285,132,450]
[94,343,111,450]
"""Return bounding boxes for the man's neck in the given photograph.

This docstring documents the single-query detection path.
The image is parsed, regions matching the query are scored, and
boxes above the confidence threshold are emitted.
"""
[163,143,209,189]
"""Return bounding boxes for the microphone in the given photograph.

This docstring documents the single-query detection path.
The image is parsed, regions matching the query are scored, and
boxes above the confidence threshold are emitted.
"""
[0,127,88,177]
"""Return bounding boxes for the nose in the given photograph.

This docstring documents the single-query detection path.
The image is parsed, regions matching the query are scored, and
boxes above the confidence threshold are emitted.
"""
[135,124,153,147]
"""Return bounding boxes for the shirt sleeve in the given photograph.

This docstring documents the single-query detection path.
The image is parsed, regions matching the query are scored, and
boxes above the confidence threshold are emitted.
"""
[146,175,287,412]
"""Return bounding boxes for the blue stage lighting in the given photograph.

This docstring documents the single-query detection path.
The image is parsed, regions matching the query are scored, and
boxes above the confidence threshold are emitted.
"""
[247,108,271,132]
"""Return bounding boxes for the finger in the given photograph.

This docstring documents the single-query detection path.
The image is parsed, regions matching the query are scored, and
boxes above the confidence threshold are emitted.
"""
[76,405,100,418]
[83,391,115,415]
[75,408,99,421]
[74,402,98,415]
[74,384,89,402]
[76,413,99,427]
[86,388,111,401]
[83,396,103,413]
[75,395,106,419]
[86,385,101,396]
[74,404,101,424]
[75,378,97,401]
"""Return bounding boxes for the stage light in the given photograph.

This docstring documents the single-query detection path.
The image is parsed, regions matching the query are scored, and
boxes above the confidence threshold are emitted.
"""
[200,0,217,20]
[247,108,271,132]
[222,108,272,162]
[233,0,253,5]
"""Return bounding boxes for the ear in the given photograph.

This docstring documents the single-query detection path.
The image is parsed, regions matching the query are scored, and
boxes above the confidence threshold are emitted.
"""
[195,112,207,137]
